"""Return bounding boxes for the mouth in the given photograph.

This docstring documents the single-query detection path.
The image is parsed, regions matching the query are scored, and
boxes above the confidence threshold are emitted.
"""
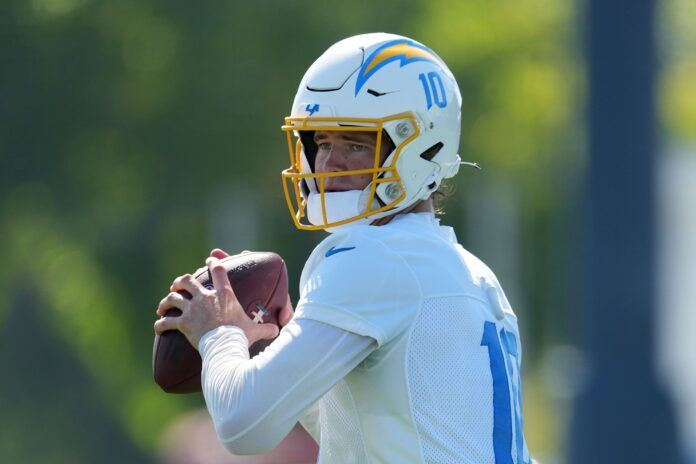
[322,181,350,193]
[322,177,365,193]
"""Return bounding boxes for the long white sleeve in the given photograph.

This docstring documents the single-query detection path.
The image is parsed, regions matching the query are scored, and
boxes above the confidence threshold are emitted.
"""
[198,318,376,455]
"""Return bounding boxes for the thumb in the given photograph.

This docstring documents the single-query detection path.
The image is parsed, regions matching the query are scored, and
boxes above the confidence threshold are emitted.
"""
[279,305,293,327]
[278,294,294,327]
[250,322,280,344]
[210,248,230,259]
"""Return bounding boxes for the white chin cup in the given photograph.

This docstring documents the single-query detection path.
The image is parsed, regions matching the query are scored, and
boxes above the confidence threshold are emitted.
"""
[307,191,374,231]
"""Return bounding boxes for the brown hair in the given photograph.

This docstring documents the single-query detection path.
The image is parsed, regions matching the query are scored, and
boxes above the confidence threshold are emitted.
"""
[431,180,454,215]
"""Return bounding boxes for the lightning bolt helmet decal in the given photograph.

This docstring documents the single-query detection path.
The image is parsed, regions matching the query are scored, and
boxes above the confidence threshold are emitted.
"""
[354,38,445,96]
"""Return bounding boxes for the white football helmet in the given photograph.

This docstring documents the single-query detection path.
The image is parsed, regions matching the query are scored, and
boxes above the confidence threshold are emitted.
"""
[281,32,463,231]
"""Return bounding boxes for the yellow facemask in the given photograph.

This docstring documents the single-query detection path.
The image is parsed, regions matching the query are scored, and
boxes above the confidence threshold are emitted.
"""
[281,113,419,231]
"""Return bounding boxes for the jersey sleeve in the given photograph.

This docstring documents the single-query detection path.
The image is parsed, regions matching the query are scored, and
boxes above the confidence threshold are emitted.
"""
[198,320,376,455]
[295,232,422,347]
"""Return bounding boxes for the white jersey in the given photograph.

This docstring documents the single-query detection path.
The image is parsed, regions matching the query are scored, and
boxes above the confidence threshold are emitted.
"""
[295,213,530,464]
[199,212,530,464]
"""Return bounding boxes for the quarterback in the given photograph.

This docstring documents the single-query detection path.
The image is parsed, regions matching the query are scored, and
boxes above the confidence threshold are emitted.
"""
[156,33,531,463]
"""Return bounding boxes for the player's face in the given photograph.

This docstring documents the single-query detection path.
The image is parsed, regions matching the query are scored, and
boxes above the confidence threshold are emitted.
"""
[313,130,390,192]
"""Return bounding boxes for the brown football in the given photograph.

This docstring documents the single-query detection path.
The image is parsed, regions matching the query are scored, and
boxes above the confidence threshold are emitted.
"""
[152,251,288,394]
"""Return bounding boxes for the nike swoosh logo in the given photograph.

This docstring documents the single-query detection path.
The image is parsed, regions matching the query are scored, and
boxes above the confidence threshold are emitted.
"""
[325,246,356,257]
[367,88,395,97]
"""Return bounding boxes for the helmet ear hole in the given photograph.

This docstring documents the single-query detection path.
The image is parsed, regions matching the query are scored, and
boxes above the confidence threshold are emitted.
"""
[380,130,396,165]
[419,142,444,161]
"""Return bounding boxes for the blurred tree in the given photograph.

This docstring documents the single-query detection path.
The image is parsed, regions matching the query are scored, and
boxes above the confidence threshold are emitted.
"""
[660,0,696,143]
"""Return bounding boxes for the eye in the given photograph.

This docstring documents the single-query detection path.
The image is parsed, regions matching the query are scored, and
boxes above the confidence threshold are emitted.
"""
[317,142,331,151]
[350,144,370,152]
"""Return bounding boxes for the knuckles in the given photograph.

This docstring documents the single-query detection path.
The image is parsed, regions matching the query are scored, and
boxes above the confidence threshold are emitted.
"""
[153,317,171,334]
[159,292,181,308]
[210,263,226,273]
[156,291,190,317]
[171,273,193,289]
[157,294,173,311]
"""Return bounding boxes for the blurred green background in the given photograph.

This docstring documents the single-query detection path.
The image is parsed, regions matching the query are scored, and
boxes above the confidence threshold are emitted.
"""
[1,0,694,463]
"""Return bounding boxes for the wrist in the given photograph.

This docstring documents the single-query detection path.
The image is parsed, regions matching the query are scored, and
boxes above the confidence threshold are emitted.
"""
[198,325,248,353]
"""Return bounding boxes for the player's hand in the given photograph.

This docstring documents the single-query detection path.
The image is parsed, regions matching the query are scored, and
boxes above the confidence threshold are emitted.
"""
[209,248,232,259]
[279,294,293,327]
[210,248,254,259]
[210,248,294,327]
[189,248,252,278]
[154,257,280,348]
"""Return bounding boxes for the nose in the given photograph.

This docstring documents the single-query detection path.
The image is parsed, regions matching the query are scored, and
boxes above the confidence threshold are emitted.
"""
[316,145,348,173]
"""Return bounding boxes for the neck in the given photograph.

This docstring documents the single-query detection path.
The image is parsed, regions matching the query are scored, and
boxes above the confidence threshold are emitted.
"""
[370,199,434,226]
[409,199,435,214]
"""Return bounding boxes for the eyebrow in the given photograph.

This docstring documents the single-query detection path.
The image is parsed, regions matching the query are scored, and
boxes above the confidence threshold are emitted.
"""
[313,131,376,144]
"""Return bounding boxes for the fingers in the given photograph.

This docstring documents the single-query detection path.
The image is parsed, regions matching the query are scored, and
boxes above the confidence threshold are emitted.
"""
[277,294,294,327]
[157,292,189,317]
[154,315,181,335]
[206,257,237,303]
[210,248,230,259]
[209,248,252,260]
[279,305,293,327]
[170,274,207,296]
[210,248,252,257]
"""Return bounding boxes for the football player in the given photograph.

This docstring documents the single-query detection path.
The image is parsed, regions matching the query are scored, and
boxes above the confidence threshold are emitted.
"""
[156,33,531,463]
